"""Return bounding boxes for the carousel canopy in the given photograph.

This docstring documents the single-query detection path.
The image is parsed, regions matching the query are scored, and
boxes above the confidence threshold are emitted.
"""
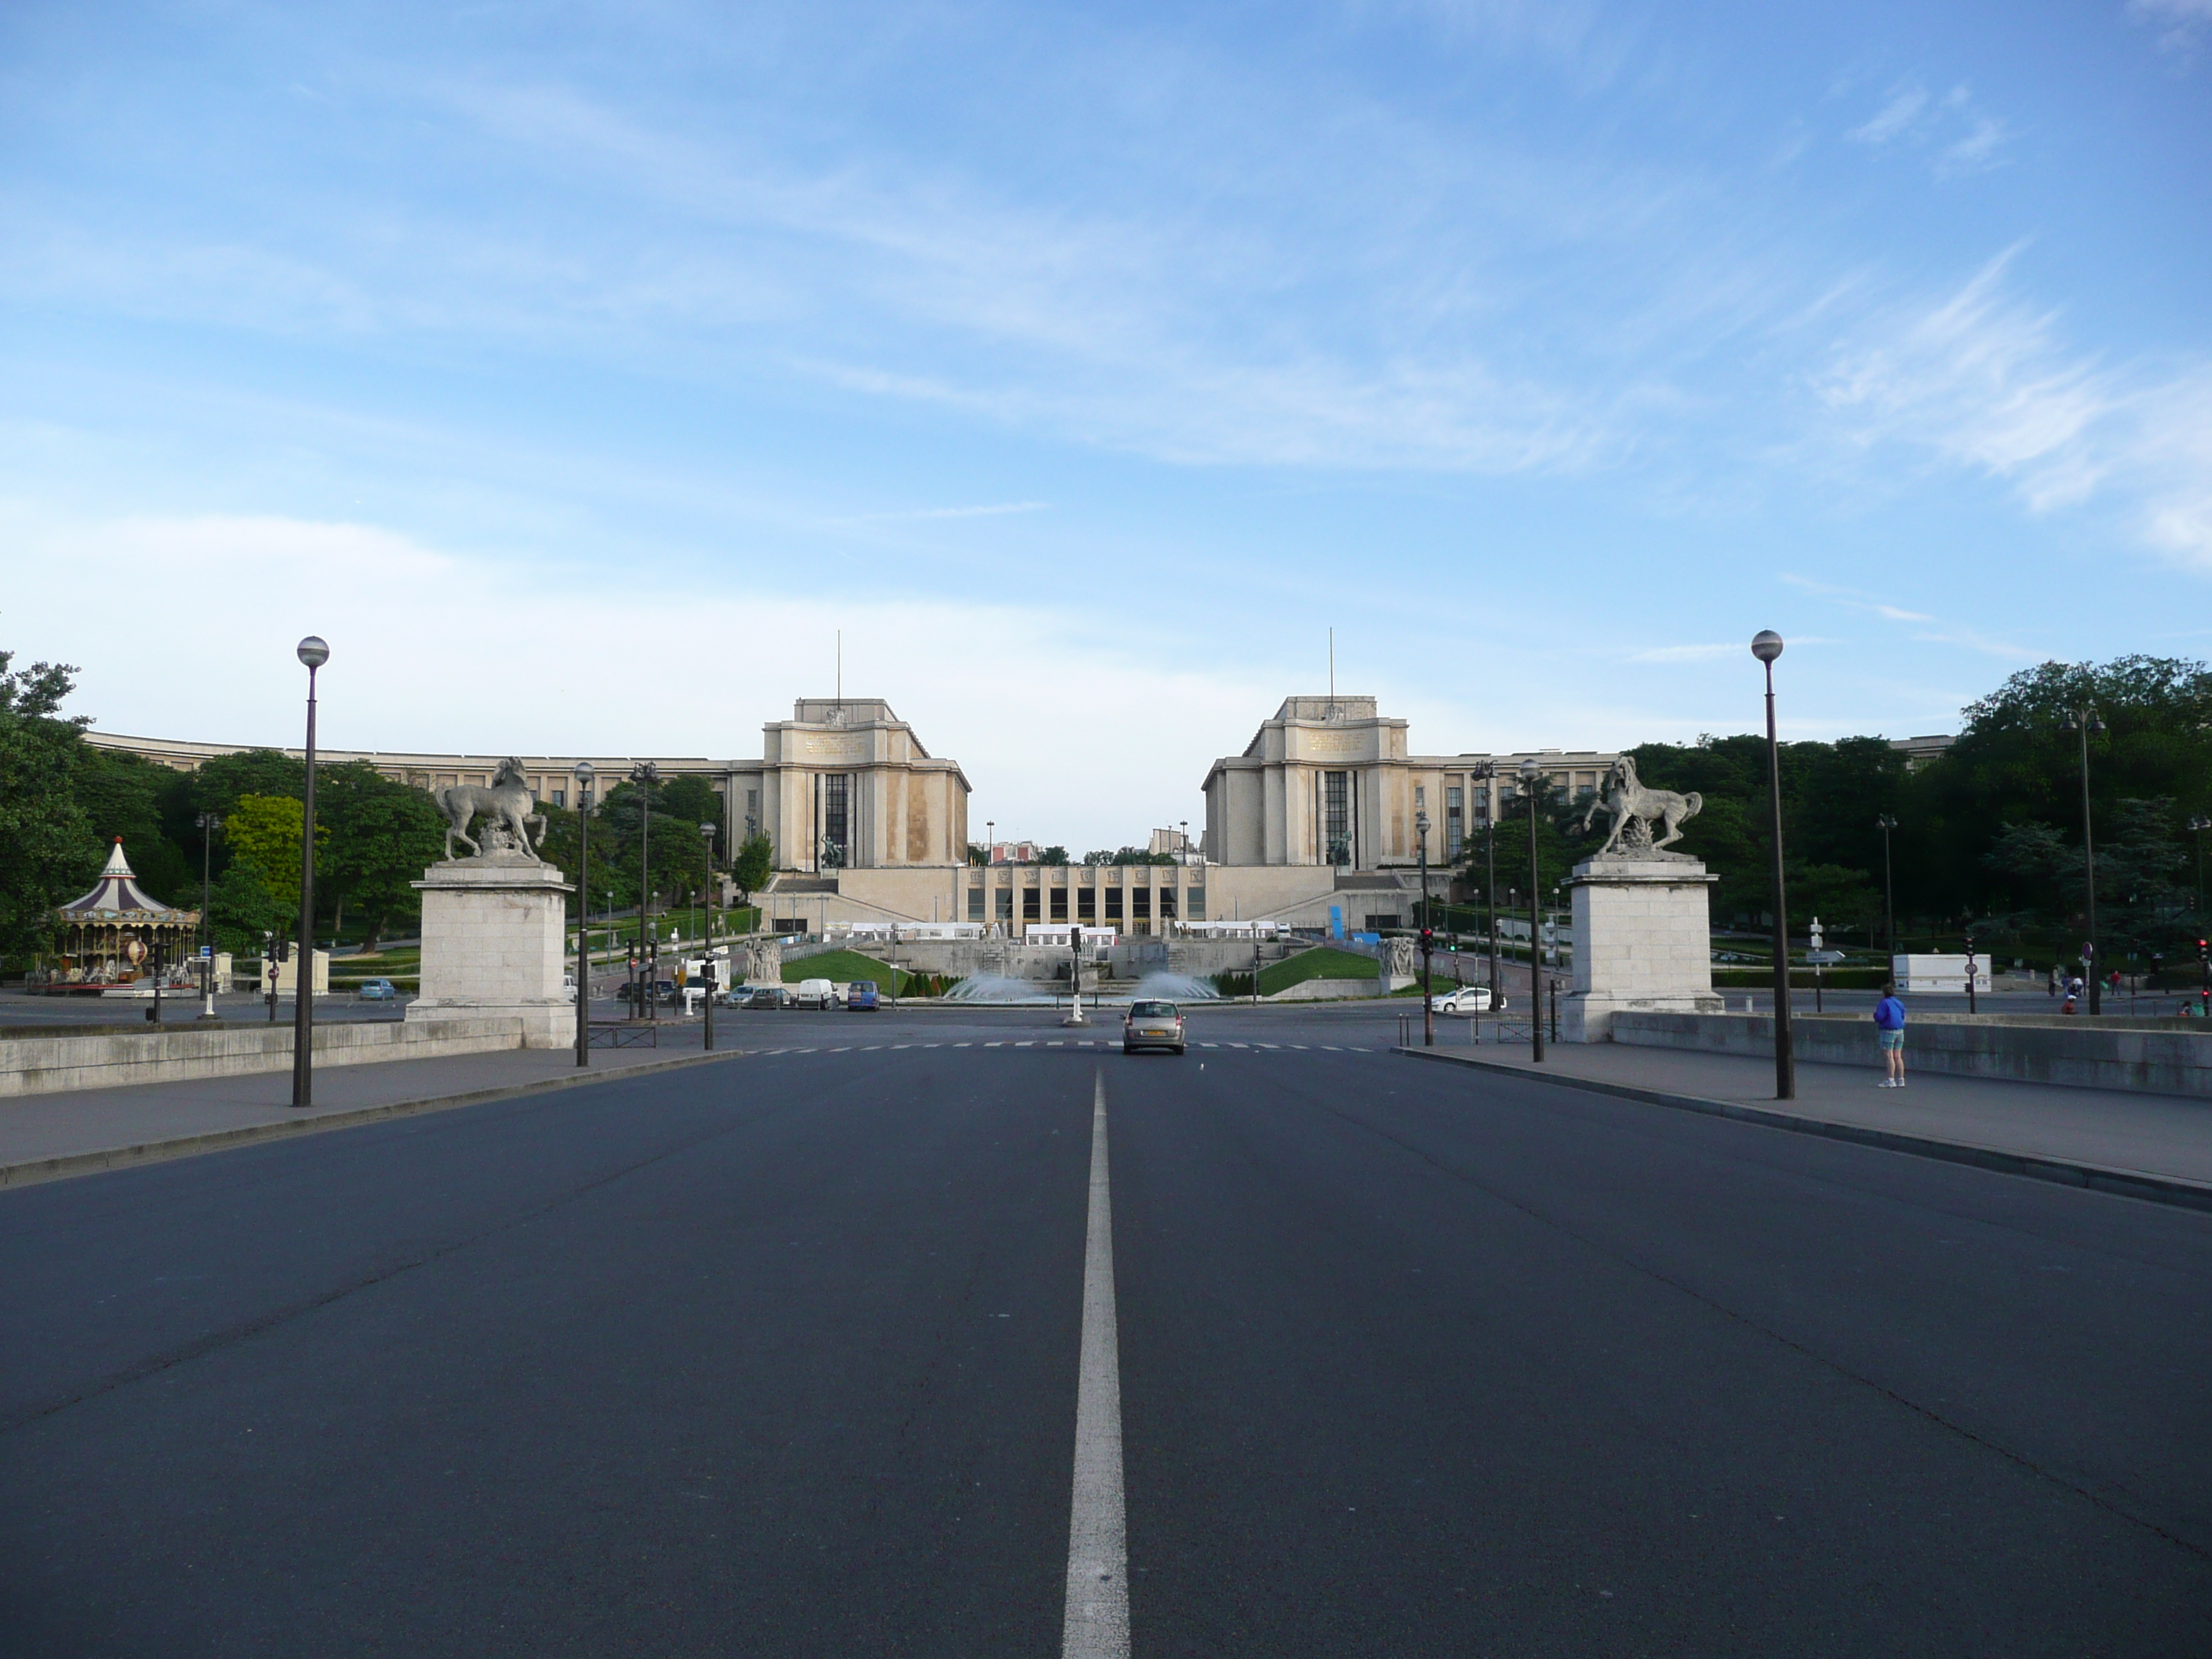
[59,838,193,924]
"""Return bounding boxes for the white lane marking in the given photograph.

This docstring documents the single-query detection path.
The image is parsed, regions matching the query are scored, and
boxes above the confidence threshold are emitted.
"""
[1228,1043,1250,1050]
[831,1047,853,1053]
[891,1044,913,1050]
[1016,1040,1036,1048]
[984,1042,1004,1048]
[954,1042,974,1048]
[862,1046,884,1052]
[1199,1043,1219,1049]
[1062,1070,1130,1659]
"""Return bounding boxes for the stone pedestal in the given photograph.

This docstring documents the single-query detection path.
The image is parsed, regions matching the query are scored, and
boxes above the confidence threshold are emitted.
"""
[1558,855,1723,1043]
[406,853,574,1048]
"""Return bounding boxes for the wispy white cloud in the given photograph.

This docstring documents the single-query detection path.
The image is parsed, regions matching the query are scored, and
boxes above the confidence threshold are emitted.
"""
[1779,574,1933,624]
[1845,81,2009,176]
[1850,86,1929,145]
[1812,251,2212,566]
[2130,0,2212,58]
[851,501,1051,522]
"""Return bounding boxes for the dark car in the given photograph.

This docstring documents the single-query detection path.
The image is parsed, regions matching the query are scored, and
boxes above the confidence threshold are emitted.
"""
[1123,999,1186,1055]
[744,985,789,1010]
[847,979,880,1011]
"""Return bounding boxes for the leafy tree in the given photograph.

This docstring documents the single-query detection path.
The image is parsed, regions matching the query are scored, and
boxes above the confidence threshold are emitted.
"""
[207,859,290,954]
[316,762,446,947]
[1038,845,1070,866]
[730,831,773,899]
[224,793,325,924]
[74,747,193,904]
[967,843,989,867]
[0,650,99,962]
[658,775,725,855]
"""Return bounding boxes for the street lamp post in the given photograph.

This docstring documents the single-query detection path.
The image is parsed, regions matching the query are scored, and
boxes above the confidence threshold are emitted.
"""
[2061,703,2105,1015]
[573,761,594,1068]
[2190,817,2209,919]
[631,761,660,1016]
[291,636,328,1109]
[1416,807,1434,1048]
[1752,630,1794,1101]
[1476,765,1501,1011]
[1876,814,1898,965]
[1520,760,1545,1064]
[699,822,718,1050]
[195,811,222,1019]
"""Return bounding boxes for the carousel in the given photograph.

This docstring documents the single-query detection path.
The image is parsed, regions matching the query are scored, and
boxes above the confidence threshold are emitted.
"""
[35,838,202,995]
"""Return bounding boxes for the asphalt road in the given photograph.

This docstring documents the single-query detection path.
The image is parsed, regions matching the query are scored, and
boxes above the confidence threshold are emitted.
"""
[2,1004,2207,1655]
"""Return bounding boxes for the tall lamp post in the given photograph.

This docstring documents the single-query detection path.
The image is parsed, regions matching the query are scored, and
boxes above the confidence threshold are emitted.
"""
[290,635,328,1110]
[2061,702,2105,1014]
[1520,760,1545,1064]
[2190,817,2209,920]
[1876,814,1898,965]
[195,811,222,1020]
[1473,764,1501,1010]
[1752,630,1794,1101]
[1416,807,1434,1048]
[699,822,719,1050]
[630,762,660,1020]
[573,760,594,1068]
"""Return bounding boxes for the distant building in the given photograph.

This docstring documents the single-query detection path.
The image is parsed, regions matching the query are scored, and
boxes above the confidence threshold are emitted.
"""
[1202,696,1619,870]
[1889,734,1956,769]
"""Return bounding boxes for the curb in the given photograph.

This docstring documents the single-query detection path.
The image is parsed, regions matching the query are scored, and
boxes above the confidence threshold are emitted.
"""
[1395,1046,2212,1215]
[0,1047,754,1192]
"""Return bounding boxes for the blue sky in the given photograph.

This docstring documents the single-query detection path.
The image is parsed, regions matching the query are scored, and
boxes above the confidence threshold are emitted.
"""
[4,0,2208,848]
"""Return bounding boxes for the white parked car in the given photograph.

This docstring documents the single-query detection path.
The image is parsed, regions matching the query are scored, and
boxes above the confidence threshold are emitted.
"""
[1434,985,1495,1014]
[792,977,837,1010]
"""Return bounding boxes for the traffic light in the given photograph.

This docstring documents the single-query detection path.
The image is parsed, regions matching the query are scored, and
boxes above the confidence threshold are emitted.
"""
[1419,927,1434,949]
[276,938,292,964]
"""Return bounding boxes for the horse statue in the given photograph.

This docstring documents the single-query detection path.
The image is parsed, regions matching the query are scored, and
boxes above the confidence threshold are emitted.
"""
[1576,755,1702,857]
[434,757,547,861]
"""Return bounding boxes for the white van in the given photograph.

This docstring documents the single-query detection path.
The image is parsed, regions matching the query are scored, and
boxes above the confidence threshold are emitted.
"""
[793,978,837,1010]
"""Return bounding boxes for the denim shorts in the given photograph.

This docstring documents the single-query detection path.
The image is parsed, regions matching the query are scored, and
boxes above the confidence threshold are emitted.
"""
[1877,1029,1905,1051]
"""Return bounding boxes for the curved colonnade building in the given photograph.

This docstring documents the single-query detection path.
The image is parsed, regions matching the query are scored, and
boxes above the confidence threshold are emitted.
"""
[85,696,1619,937]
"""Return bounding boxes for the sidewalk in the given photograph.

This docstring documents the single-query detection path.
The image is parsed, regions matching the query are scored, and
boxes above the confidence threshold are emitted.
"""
[0,1028,742,1190]
[1401,1040,2212,1210]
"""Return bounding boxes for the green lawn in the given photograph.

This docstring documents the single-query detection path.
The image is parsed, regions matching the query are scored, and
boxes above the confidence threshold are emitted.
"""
[1256,946,1382,998]
[780,950,904,991]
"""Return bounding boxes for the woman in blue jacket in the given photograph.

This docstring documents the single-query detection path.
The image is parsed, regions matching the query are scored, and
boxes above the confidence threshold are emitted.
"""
[1874,984,1907,1087]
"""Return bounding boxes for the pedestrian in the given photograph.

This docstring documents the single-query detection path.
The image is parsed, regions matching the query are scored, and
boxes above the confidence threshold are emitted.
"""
[2046,964,2058,999]
[2062,974,2081,1015]
[1874,981,1907,1087]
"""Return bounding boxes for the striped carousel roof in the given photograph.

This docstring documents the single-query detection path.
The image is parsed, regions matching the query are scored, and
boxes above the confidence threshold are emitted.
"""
[59,839,186,922]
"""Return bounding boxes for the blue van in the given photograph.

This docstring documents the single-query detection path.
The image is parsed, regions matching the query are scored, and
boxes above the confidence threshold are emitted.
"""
[847,979,880,1011]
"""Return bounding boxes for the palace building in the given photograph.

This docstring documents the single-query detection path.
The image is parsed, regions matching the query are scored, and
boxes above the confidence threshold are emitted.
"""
[84,691,1627,936]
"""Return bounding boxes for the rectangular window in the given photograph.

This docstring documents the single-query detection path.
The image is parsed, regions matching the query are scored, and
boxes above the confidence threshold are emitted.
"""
[1415,785,1426,808]
[1324,770,1350,866]
[823,773,850,863]
[1186,888,1205,920]
[1105,887,1124,920]
[1133,889,1151,919]
[1050,887,1067,920]
[1159,889,1177,920]
[551,789,567,809]
[1364,913,1401,932]
[1022,888,1040,920]
[1445,786,1463,859]
[996,888,1013,920]
[968,886,985,922]
[1076,887,1096,920]
[746,788,760,831]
